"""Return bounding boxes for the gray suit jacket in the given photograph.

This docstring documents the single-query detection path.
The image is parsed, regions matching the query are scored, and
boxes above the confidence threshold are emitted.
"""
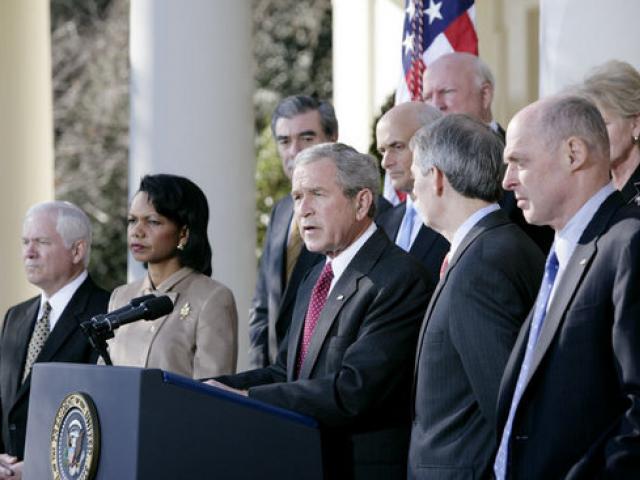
[0,276,109,459]
[496,192,640,479]
[408,209,544,479]
[220,228,433,479]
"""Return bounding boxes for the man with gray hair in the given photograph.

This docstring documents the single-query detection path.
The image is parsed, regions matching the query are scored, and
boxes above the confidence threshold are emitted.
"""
[408,115,544,479]
[0,201,109,479]
[494,95,640,478]
[210,143,432,478]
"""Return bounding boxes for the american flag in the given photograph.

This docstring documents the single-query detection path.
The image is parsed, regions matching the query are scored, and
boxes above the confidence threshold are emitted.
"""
[397,0,478,102]
[385,0,478,204]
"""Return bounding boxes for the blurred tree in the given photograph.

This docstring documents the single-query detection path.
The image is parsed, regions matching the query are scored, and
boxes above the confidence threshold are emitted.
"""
[252,0,333,254]
[51,0,129,291]
[50,0,333,286]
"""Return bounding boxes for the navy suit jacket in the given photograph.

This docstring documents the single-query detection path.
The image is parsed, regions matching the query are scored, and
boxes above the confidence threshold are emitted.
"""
[249,194,393,368]
[376,202,449,282]
[0,276,109,458]
[408,209,544,479]
[221,228,433,479]
[496,192,640,479]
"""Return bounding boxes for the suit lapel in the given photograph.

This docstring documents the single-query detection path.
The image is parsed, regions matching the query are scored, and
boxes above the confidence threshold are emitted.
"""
[412,210,509,392]
[287,266,319,381]
[409,225,440,260]
[521,193,622,390]
[280,247,322,318]
[9,300,39,394]
[35,278,93,364]
[273,195,294,297]
[296,229,388,380]
[377,203,405,240]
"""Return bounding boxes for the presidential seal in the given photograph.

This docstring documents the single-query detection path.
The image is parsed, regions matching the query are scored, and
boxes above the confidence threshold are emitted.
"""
[50,392,100,480]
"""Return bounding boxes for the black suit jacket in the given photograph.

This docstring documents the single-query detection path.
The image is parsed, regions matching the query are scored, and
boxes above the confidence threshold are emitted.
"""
[408,209,544,479]
[496,192,640,479]
[621,162,640,205]
[376,202,449,282]
[0,276,109,458]
[248,195,324,368]
[249,194,394,369]
[220,228,433,479]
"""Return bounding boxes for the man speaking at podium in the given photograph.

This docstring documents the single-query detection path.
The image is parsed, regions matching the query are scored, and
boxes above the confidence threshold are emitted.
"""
[0,202,109,479]
[208,143,432,479]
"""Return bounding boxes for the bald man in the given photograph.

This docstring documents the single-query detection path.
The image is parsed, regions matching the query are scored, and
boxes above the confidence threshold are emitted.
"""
[495,95,640,478]
[376,102,449,283]
[423,52,554,253]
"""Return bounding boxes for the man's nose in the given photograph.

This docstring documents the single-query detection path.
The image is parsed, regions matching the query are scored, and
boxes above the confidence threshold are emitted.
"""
[502,163,516,191]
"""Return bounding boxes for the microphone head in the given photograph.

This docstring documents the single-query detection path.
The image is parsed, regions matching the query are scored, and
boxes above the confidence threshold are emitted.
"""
[142,295,174,320]
[129,293,156,307]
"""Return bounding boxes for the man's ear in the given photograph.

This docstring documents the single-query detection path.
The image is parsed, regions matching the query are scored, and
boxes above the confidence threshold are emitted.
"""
[480,82,494,112]
[71,239,87,266]
[433,166,446,197]
[564,136,588,171]
[354,188,374,221]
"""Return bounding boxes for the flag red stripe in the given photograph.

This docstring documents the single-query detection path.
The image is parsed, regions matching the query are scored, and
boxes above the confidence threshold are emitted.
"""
[443,12,478,54]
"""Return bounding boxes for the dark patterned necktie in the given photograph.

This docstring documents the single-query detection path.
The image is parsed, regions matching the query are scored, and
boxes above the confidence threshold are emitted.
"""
[22,301,52,383]
[296,262,334,376]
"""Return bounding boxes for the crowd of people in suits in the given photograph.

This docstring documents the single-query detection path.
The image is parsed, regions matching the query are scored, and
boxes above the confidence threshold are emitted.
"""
[1,52,639,479]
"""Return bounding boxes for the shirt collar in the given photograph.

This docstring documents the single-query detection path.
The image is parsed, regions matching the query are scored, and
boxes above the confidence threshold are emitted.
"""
[554,182,615,269]
[450,204,501,258]
[327,222,377,292]
[39,270,88,330]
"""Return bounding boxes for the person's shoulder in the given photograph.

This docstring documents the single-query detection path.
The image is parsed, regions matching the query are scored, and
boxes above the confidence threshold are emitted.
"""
[182,271,236,303]
[4,295,40,319]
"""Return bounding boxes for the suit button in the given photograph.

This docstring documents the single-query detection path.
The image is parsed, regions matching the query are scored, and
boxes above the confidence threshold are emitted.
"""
[8,424,16,431]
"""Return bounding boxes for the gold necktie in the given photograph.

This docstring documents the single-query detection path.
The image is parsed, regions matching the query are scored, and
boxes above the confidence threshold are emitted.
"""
[285,218,303,284]
[22,301,52,383]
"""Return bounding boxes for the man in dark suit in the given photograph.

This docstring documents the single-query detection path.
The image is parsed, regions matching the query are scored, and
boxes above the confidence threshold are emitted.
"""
[375,101,449,281]
[0,201,109,479]
[423,52,554,253]
[209,143,432,478]
[494,95,640,478]
[248,95,337,368]
[407,114,544,479]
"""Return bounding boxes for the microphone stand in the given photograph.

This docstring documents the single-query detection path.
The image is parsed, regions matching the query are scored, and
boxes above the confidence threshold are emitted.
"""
[80,320,114,366]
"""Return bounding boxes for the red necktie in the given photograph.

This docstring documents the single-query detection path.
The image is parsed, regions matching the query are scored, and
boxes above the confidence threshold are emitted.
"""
[296,262,334,375]
[439,252,450,279]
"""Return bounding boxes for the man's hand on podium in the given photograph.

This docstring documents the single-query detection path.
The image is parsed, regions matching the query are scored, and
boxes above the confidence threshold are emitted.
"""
[203,379,248,397]
[0,453,22,479]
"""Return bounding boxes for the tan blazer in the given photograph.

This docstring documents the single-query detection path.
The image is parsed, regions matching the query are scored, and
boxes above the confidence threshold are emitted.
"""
[107,267,237,378]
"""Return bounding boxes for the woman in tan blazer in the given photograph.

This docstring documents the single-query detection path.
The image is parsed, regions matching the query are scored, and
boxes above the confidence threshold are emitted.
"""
[108,174,238,378]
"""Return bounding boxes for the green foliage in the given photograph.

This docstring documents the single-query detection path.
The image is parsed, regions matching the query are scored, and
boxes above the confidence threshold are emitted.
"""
[254,124,292,256]
[252,0,333,252]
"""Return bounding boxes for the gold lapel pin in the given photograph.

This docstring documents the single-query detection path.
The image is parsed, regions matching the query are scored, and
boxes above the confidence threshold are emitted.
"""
[179,302,191,319]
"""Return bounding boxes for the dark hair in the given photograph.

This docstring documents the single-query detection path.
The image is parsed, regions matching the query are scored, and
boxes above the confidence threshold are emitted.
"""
[138,174,212,276]
[270,94,338,139]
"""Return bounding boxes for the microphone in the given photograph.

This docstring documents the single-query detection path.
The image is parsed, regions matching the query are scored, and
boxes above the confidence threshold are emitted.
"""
[85,295,174,335]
